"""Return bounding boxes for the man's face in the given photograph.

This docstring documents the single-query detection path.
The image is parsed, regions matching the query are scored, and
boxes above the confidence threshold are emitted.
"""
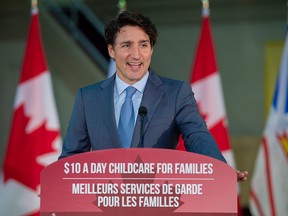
[108,25,153,85]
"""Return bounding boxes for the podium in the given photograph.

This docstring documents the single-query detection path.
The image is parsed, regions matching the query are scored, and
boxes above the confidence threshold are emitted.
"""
[40,148,237,215]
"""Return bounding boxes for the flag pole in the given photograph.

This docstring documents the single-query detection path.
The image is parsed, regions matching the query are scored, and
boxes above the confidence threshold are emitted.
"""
[202,0,209,9]
[32,0,38,8]
[201,0,209,17]
[31,0,38,14]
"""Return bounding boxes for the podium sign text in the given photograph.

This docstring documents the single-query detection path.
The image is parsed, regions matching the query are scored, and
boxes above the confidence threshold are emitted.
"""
[40,148,237,215]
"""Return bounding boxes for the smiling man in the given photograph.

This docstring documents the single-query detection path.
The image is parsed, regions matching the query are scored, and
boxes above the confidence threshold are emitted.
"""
[107,25,153,85]
[59,11,247,182]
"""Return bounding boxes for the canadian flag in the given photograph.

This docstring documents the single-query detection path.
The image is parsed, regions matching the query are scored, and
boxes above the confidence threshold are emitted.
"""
[0,7,61,216]
[177,4,241,214]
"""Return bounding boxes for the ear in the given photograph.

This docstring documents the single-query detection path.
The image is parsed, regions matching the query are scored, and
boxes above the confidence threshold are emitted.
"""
[108,45,115,59]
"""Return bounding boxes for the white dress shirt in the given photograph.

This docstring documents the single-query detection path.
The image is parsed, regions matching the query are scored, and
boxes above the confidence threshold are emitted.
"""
[114,72,149,127]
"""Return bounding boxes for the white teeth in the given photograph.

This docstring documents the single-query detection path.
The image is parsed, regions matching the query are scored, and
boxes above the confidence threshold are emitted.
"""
[129,63,141,66]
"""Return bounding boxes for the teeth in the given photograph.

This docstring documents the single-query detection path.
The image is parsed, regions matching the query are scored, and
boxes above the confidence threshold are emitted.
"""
[129,63,141,66]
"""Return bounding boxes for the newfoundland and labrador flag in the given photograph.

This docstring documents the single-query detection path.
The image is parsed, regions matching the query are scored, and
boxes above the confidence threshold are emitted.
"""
[249,32,288,215]
[0,7,61,216]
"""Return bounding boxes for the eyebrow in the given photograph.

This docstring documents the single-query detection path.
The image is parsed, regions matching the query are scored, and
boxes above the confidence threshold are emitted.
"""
[139,40,150,44]
[119,41,132,45]
[119,40,150,45]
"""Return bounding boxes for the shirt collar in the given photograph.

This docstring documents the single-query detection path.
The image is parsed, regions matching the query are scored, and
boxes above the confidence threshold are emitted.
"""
[115,71,149,96]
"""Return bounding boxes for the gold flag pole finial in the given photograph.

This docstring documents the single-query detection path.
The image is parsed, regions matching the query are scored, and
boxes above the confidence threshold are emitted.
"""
[202,0,209,9]
[32,0,38,9]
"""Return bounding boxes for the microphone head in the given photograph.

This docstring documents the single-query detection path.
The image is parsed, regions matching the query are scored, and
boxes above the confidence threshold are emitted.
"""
[138,106,147,117]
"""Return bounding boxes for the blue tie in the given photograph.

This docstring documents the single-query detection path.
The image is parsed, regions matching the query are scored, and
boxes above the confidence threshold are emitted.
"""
[118,86,137,148]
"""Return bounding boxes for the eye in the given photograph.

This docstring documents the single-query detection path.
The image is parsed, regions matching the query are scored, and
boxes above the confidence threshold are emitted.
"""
[140,43,149,48]
[120,42,133,48]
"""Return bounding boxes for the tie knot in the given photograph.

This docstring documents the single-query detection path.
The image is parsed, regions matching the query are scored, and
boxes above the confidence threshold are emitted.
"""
[125,86,137,99]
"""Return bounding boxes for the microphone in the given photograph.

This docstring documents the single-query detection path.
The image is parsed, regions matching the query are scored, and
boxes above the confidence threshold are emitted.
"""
[138,106,147,148]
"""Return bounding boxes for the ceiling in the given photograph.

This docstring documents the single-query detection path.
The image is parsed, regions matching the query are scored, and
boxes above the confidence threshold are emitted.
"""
[84,0,286,25]
[0,0,285,26]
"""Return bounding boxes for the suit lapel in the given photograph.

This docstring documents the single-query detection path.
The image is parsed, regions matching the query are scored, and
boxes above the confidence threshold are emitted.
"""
[97,75,122,148]
[131,72,164,148]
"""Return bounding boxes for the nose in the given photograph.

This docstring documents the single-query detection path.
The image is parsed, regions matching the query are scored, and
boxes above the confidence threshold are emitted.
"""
[130,46,140,59]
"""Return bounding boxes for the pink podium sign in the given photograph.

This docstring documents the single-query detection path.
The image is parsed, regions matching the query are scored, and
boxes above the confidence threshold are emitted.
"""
[40,148,237,215]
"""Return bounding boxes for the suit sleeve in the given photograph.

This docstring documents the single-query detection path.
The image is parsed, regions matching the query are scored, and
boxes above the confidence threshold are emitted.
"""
[59,89,91,159]
[176,82,227,163]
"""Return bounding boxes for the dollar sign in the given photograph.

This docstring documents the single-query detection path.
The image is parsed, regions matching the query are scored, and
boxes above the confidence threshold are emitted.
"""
[64,162,70,174]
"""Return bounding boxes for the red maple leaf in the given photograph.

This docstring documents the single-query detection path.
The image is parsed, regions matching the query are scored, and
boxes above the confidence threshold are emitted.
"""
[4,104,59,191]
[197,101,230,151]
[209,118,230,151]
[92,155,184,215]
[197,101,208,122]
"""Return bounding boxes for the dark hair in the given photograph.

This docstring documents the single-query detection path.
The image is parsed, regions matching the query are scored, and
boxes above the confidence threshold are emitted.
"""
[104,11,158,47]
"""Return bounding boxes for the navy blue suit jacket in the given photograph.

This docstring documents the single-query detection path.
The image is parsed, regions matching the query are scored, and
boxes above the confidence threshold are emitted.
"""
[59,72,226,163]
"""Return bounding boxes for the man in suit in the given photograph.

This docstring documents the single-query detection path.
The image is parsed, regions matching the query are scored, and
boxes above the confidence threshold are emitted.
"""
[59,11,247,182]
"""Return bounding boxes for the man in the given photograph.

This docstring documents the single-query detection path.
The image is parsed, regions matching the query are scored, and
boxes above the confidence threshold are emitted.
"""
[59,11,247,182]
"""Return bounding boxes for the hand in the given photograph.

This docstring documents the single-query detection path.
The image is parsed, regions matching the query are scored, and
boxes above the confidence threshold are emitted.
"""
[237,170,248,182]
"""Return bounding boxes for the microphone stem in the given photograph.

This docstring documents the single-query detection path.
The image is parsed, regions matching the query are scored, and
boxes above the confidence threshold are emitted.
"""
[138,106,147,148]
[139,115,144,148]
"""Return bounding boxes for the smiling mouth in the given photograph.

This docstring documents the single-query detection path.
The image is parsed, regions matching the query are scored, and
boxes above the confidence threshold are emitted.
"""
[128,62,142,70]
[128,62,142,66]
